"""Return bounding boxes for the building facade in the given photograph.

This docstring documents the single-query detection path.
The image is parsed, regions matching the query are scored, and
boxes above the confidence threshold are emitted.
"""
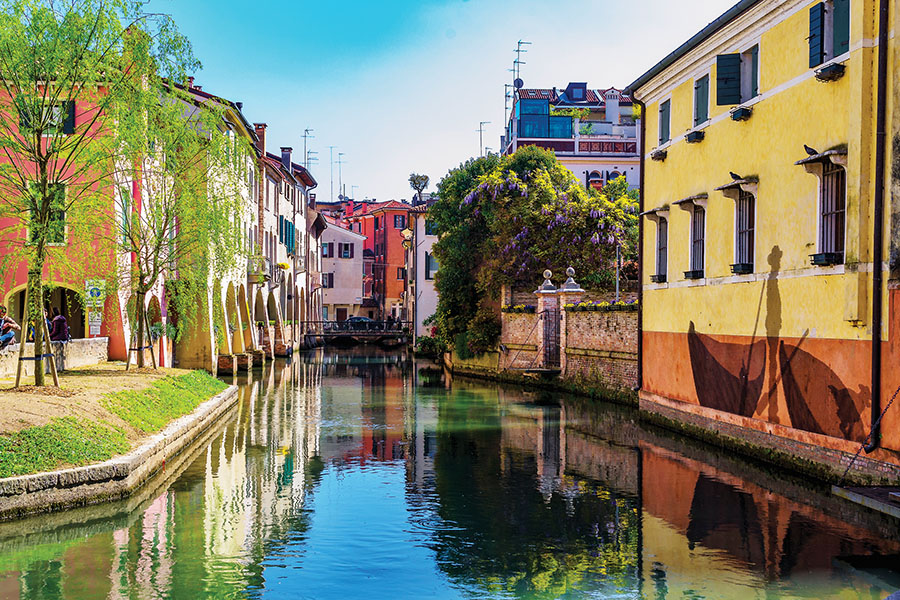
[629,0,900,473]
[321,218,366,321]
[403,204,439,340]
[503,83,640,189]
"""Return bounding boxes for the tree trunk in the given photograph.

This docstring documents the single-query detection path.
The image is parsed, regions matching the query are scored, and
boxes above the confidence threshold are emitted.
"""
[26,266,45,386]
[136,291,147,369]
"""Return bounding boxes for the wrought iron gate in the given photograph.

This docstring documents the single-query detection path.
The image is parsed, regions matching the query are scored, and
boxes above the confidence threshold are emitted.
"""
[542,307,560,368]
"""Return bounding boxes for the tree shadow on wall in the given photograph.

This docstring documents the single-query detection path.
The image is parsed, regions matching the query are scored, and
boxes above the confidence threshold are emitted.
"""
[687,245,867,440]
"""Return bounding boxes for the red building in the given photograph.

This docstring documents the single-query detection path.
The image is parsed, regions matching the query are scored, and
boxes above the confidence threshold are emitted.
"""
[345,200,411,319]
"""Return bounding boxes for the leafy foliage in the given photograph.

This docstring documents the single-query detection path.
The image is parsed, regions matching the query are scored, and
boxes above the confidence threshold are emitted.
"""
[0,0,201,383]
[429,146,638,353]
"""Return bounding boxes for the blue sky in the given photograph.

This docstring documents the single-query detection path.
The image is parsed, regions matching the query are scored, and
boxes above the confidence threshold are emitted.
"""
[151,0,737,202]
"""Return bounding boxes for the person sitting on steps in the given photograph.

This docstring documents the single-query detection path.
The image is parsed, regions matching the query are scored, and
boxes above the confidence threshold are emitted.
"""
[0,305,21,350]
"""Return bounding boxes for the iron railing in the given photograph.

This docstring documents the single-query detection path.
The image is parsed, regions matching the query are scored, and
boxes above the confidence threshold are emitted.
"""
[301,320,411,334]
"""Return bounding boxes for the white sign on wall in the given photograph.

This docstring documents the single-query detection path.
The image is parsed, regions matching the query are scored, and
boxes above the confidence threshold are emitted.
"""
[85,280,106,337]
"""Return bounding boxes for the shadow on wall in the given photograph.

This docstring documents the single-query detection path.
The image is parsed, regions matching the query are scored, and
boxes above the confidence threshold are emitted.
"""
[687,245,867,441]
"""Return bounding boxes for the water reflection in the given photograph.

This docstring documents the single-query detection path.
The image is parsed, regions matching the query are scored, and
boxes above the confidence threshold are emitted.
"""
[0,347,897,599]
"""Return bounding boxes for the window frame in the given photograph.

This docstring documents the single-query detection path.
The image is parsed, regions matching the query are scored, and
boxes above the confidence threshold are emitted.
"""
[818,161,846,260]
[656,218,668,280]
[734,189,756,269]
[658,98,671,145]
[690,206,706,275]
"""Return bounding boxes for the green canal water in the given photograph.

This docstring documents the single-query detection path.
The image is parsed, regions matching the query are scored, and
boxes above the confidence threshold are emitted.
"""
[1,348,899,599]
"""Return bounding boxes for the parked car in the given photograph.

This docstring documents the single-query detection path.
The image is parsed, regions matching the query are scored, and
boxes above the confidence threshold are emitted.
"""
[346,316,376,330]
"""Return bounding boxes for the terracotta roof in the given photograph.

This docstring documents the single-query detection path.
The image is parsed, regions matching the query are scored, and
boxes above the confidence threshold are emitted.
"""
[367,200,412,215]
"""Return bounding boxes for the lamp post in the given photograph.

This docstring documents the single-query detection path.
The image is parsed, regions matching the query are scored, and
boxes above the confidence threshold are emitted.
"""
[478,121,491,157]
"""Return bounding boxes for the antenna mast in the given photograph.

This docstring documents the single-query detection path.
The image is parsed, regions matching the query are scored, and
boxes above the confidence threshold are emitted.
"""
[302,128,314,168]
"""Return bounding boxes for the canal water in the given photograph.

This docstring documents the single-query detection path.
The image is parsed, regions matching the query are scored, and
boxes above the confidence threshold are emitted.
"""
[1,348,899,599]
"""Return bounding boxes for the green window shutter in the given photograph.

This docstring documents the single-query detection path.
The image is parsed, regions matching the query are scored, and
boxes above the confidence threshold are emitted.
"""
[63,101,75,134]
[694,76,709,125]
[750,46,759,98]
[716,54,742,104]
[658,100,670,144]
[809,3,826,67]
[832,0,850,57]
[278,216,284,242]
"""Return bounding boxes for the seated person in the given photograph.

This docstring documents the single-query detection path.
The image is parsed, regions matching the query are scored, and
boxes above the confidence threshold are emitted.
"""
[0,305,21,350]
[49,307,69,342]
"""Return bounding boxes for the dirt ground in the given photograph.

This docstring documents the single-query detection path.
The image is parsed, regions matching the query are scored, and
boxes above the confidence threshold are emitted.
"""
[0,362,197,442]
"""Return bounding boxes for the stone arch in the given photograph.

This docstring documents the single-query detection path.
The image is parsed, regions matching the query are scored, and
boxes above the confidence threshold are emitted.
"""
[212,281,229,356]
[266,290,286,356]
[6,281,86,340]
[238,284,253,350]
[147,294,164,367]
[285,274,294,346]
[225,282,244,354]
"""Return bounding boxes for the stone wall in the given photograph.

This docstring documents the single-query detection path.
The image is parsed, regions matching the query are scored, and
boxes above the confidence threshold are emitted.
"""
[0,338,109,378]
[499,312,539,370]
[562,310,638,392]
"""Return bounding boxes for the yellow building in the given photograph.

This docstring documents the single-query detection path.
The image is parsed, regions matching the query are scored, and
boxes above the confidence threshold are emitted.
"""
[627,0,900,475]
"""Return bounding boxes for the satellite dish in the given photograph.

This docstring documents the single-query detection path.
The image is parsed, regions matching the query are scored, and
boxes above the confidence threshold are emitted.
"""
[514,78,524,89]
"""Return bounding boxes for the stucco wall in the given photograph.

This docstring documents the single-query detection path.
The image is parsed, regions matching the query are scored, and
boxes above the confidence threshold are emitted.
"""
[0,337,108,378]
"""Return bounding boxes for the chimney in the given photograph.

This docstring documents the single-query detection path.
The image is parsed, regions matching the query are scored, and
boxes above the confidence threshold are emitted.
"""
[253,123,267,154]
[187,76,194,89]
[194,85,202,91]
[280,147,292,173]
[235,101,243,110]
[347,199,355,215]
[605,90,620,125]
[309,193,316,208]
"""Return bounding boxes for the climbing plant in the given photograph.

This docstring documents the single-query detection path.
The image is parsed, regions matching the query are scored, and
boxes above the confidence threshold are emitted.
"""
[429,146,638,355]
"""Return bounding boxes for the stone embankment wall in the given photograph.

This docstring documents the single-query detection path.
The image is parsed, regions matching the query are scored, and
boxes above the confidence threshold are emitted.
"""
[0,337,108,378]
[562,310,638,392]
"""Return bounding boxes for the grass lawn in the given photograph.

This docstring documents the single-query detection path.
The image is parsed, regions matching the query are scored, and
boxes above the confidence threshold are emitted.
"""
[0,364,227,478]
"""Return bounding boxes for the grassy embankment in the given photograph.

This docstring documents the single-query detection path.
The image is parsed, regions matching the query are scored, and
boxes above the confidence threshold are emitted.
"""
[0,370,226,478]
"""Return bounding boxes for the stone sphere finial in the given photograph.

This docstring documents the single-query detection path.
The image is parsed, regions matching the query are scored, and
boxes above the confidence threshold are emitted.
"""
[543,269,552,280]
[566,267,575,278]
[561,265,584,292]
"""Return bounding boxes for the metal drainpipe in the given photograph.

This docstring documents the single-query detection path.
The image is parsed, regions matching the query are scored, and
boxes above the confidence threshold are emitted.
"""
[865,0,890,453]
[629,93,646,393]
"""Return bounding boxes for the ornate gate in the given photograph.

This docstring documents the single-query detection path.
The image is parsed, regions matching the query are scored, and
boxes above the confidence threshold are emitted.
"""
[542,306,560,369]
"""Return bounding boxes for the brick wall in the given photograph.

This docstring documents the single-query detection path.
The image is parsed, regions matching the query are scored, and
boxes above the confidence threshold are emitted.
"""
[500,312,539,369]
[562,310,638,393]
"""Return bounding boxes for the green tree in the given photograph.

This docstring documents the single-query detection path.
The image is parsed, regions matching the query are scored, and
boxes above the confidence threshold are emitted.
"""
[429,147,638,354]
[0,0,197,384]
[408,172,429,204]
[109,84,253,368]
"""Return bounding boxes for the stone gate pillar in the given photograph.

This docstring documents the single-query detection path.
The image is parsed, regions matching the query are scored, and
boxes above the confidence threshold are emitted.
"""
[534,270,558,369]
[557,267,585,376]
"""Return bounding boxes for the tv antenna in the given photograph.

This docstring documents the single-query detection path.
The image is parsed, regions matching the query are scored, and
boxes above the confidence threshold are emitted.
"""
[306,149,318,167]
[337,152,347,201]
[477,121,491,157]
[329,146,337,202]
[302,128,314,168]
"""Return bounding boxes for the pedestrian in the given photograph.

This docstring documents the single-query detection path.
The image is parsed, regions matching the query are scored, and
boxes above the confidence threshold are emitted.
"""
[49,307,69,341]
[0,305,21,350]
[27,308,51,342]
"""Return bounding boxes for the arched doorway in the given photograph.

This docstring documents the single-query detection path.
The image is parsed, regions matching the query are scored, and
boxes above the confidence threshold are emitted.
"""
[6,283,86,340]
[147,294,165,367]
[285,274,294,347]
[225,282,243,354]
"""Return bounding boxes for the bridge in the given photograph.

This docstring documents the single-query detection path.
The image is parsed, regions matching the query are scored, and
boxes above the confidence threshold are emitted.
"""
[301,321,411,346]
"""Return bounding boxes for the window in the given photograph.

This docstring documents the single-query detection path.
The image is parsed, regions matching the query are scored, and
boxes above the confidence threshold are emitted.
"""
[518,99,549,115]
[694,75,709,125]
[374,216,380,230]
[716,46,758,105]
[338,242,354,259]
[690,207,705,276]
[658,99,671,145]
[322,242,334,258]
[656,218,668,281]
[425,252,439,280]
[394,214,406,229]
[17,99,75,135]
[397,267,406,280]
[735,190,755,268]
[810,0,850,68]
[424,220,436,235]
[323,273,334,288]
[820,162,846,260]
[29,183,66,244]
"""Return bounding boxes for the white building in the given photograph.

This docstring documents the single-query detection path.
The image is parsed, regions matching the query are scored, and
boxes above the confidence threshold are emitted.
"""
[321,218,366,322]
[404,204,438,340]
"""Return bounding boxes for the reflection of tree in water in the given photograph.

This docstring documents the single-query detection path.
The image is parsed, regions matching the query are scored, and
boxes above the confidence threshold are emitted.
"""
[429,394,640,598]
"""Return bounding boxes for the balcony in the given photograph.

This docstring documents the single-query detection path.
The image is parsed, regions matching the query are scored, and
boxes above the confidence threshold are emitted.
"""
[247,256,270,285]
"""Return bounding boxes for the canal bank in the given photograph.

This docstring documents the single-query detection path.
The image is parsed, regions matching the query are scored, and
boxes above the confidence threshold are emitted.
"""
[0,348,898,599]
[0,369,239,521]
